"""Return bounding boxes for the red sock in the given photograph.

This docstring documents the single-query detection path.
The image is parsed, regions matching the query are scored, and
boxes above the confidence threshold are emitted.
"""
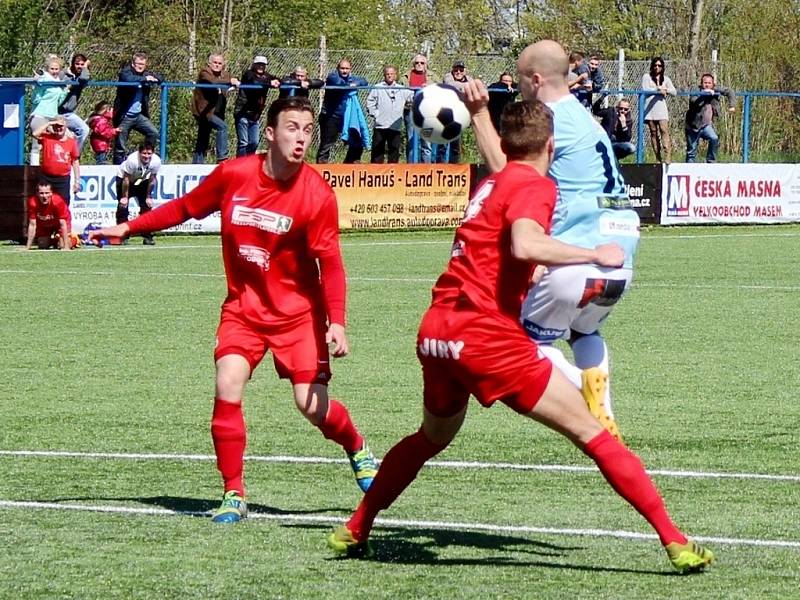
[211,398,246,495]
[347,429,446,541]
[318,399,363,454]
[584,430,687,545]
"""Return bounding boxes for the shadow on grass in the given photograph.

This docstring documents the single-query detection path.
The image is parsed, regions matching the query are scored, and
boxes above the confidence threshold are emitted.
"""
[45,495,347,516]
[285,523,673,575]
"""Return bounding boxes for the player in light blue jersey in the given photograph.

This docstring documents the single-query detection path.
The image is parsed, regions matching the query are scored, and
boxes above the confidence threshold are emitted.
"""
[463,40,640,441]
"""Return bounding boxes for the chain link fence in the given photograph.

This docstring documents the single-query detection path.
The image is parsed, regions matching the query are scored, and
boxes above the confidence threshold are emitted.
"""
[9,41,800,163]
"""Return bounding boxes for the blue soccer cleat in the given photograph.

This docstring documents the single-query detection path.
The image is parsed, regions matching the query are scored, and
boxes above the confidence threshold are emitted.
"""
[211,490,247,523]
[347,444,378,492]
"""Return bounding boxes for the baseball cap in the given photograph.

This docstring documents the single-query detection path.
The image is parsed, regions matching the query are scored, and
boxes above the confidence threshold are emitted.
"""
[252,55,268,65]
[452,60,466,69]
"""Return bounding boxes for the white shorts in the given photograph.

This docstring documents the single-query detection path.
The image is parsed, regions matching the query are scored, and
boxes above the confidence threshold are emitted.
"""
[520,264,634,343]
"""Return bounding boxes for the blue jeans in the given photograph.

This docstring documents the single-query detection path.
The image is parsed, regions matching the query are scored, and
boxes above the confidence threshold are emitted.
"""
[95,151,108,165]
[685,125,719,163]
[62,112,90,151]
[235,116,260,156]
[612,141,636,159]
[193,115,229,163]
[404,111,431,163]
[114,113,159,164]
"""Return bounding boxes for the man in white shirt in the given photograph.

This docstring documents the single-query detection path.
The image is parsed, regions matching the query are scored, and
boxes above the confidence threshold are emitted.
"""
[116,142,162,245]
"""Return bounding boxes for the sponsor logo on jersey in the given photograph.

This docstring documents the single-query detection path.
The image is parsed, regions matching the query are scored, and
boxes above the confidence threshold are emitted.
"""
[238,245,271,271]
[666,175,690,216]
[598,214,640,237]
[417,337,464,360]
[521,319,566,342]
[232,205,293,234]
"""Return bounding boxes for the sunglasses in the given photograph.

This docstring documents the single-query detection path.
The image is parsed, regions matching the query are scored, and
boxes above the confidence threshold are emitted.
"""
[655,64,664,68]
[618,108,630,112]
[413,61,426,65]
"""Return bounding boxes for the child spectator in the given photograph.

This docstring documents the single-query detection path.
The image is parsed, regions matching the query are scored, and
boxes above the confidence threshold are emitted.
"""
[88,101,119,165]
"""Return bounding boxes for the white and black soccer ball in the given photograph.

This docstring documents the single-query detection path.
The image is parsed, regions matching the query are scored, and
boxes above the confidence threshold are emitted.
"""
[411,84,471,145]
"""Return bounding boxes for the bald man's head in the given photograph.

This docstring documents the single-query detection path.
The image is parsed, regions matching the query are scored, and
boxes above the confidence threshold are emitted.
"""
[516,40,570,100]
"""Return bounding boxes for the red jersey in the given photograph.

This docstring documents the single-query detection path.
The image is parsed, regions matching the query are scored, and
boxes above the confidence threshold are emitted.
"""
[432,162,557,319]
[128,154,345,329]
[40,135,79,177]
[27,193,71,233]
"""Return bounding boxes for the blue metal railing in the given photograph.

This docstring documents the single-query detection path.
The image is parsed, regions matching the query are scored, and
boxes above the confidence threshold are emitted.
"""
[9,78,800,164]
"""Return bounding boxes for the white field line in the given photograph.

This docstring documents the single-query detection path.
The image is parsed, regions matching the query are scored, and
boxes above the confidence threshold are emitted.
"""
[1,449,798,483]
[0,499,797,550]
[1,268,798,292]
[3,230,800,255]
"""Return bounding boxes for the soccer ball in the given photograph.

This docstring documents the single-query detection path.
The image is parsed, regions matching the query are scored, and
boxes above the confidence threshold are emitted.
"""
[411,84,471,145]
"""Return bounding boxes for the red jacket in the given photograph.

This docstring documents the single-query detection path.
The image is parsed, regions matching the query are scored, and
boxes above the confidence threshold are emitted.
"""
[88,113,118,153]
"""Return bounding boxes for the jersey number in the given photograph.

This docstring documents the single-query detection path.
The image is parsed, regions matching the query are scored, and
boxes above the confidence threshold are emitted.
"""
[462,180,495,223]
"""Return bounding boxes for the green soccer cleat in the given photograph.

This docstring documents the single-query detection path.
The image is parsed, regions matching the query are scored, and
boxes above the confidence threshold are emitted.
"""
[347,444,378,492]
[211,490,247,523]
[665,539,715,574]
[581,367,623,443]
[327,525,373,558]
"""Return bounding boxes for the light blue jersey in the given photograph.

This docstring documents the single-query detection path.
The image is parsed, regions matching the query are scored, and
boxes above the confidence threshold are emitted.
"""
[547,95,640,268]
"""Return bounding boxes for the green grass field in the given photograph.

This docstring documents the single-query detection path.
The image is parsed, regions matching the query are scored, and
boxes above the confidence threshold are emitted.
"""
[1,225,799,599]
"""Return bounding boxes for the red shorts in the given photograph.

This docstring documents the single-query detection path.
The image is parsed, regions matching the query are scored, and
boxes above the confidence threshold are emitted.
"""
[417,301,552,418]
[214,309,331,385]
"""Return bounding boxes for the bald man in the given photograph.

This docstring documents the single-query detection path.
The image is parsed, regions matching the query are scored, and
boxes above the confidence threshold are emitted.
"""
[464,40,638,443]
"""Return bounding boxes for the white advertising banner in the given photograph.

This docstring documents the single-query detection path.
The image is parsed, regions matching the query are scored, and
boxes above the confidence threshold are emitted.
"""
[71,164,220,233]
[661,163,800,225]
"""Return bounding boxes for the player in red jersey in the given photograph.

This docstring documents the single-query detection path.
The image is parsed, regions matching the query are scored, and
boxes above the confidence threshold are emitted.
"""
[327,100,713,573]
[25,181,72,251]
[89,96,378,522]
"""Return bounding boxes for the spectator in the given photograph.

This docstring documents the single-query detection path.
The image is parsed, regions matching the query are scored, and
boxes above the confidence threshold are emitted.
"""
[685,73,736,163]
[592,97,636,159]
[58,53,91,152]
[641,57,677,163]
[279,66,324,99]
[587,54,606,105]
[25,181,71,251]
[116,142,161,245]
[88,101,119,165]
[568,51,591,108]
[438,60,472,163]
[366,65,413,164]
[191,54,240,164]
[316,58,369,164]
[233,56,280,157]
[487,72,518,132]
[402,54,436,163]
[29,55,69,166]
[31,116,80,205]
[112,52,161,165]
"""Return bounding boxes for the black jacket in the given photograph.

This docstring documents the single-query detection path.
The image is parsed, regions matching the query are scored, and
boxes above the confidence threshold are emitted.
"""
[112,64,162,126]
[592,97,631,144]
[278,74,324,99]
[233,67,279,120]
[58,67,91,114]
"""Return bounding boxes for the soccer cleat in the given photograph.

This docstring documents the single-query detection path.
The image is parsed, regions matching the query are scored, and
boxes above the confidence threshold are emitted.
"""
[347,444,378,492]
[581,367,623,443]
[211,490,247,523]
[327,525,373,558]
[665,539,714,573]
